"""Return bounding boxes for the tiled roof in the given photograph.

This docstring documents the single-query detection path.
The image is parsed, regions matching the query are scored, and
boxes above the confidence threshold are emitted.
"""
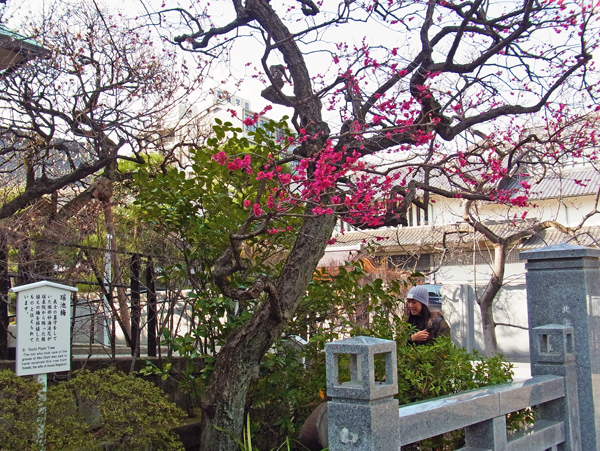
[399,164,599,202]
[499,165,600,200]
[521,226,600,249]
[0,24,47,52]
[328,222,600,252]
[0,24,50,71]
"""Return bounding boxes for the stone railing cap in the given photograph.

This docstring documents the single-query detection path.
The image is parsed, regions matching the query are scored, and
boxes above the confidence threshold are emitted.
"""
[519,243,600,261]
[326,336,392,346]
[532,324,574,332]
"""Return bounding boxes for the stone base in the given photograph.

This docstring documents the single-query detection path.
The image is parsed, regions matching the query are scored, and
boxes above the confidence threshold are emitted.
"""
[328,397,399,451]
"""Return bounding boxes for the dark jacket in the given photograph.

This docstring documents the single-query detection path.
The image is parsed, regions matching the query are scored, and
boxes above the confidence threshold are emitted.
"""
[408,309,451,345]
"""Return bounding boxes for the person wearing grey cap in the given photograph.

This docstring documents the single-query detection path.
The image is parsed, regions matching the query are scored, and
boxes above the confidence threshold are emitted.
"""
[406,285,450,345]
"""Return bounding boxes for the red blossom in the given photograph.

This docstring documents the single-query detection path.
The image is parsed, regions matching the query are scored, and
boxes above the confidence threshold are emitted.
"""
[520,181,531,190]
[510,196,529,207]
[212,151,228,165]
[243,114,258,126]
[372,115,385,125]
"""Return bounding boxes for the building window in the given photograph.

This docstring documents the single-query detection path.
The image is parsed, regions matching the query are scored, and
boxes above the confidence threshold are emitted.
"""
[387,254,431,272]
[245,113,257,133]
[259,119,274,137]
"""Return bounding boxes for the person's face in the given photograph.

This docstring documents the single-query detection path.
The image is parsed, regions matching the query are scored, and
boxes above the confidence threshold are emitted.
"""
[406,298,423,316]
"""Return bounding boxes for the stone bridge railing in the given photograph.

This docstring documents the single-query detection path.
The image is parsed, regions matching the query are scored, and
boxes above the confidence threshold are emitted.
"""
[397,374,567,450]
[326,326,576,450]
[324,244,600,451]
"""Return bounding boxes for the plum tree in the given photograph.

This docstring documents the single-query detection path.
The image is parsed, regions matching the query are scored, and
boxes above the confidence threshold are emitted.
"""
[129,0,600,448]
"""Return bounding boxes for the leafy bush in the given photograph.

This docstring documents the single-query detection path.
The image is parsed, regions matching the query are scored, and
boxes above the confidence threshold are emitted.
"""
[0,370,94,451]
[247,340,327,448]
[45,382,98,451]
[146,259,519,450]
[395,337,514,450]
[65,368,186,451]
[396,336,513,404]
[0,369,186,451]
[0,370,45,451]
[245,334,515,451]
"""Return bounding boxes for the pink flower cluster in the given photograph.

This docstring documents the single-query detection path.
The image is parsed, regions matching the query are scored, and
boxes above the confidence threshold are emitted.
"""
[268,226,293,235]
[243,114,258,127]
[227,155,253,173]
[489,189,530,208]
[212,152,254,174]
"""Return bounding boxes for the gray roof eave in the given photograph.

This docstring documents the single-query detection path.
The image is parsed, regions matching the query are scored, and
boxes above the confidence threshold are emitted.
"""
[0,24,50,58]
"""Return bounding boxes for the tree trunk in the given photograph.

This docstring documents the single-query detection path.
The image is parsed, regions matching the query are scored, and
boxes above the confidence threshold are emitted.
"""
[16,238,35,285]
[196,2,335,447]
[477,243,506,355]
[102,199,132,339]
[0,231,10,360]
[199,212,337,451]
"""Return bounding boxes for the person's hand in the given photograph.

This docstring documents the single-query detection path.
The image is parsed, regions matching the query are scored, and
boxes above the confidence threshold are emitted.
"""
[411,330,429,342]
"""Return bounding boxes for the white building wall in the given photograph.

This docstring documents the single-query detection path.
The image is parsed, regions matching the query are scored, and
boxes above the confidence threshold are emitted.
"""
[427,190,600,359]
[429,193,600,228]
[440,262,529,359]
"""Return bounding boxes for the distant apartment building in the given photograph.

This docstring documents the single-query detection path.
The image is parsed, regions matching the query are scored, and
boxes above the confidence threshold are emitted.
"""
[159,91,288,168]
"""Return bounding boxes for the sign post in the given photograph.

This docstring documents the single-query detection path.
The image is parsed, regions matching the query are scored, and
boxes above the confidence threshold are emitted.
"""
[10,281,77,450]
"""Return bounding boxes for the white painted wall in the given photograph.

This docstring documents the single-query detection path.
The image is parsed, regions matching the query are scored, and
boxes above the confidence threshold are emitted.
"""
[429,193,600,228]
[441,275,530,359]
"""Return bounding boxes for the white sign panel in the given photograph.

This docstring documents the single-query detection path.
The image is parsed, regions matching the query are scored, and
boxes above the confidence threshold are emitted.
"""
[11,281,77,376]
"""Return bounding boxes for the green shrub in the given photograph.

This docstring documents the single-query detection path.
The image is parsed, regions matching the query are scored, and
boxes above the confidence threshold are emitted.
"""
[0,369,186,451]
[0,370,45,451]
[396,336,513,404]
[244,262,516,450]
[245,334,516,451]
[247,341,328,449]
[65,368,186,451]
[45,382,98,451]
[395,337,514,450]
[154,260,521,450]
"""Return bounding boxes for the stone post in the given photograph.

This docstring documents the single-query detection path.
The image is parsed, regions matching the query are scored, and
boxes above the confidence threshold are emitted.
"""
[464,416,507,450]
[325,336,399,451]
[531,325,581,451]
[520,243,599,451]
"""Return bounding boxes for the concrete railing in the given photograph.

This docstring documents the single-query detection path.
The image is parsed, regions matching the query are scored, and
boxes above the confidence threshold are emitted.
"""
[326,325,579,451]
[396,375,566,450]
[325,243,600,451]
